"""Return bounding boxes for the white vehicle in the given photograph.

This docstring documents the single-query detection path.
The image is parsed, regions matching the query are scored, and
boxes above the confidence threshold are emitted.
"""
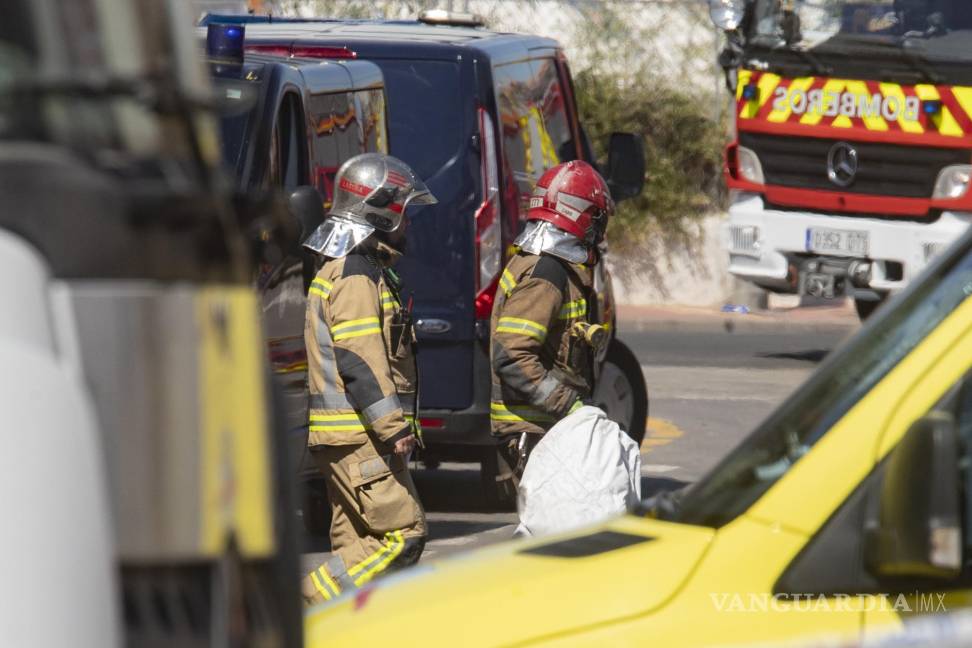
[709,0,972,318]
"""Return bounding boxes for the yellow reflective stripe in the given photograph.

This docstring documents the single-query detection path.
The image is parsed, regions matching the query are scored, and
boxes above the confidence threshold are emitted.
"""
[318,566,341,597]
[311,278,333,300]
[333,327,382,341]
[558,298,587,319]
[310,572,333,601]
[332,316,380,332]
[499,268,517,297]
[309,413,368,432]
[490,401,556,423]
[381,291,396,311]
[496,317,547,342]
[348,531,405,587]
[331,316,382,341]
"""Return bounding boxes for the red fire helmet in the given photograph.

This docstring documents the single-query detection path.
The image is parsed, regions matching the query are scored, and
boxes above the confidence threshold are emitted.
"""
[526,160,615,246]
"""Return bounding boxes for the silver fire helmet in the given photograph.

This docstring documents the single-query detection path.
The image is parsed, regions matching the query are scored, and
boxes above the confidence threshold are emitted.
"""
[303,153,437,258]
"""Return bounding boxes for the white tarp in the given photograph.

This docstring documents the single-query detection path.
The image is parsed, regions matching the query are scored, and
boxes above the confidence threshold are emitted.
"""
[516,405,641,537]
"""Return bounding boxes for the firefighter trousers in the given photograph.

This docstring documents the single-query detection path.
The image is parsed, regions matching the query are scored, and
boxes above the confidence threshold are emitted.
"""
[301,439,426,606]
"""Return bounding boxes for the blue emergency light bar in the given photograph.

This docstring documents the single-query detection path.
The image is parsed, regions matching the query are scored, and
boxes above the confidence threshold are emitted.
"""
[207,23,245,63]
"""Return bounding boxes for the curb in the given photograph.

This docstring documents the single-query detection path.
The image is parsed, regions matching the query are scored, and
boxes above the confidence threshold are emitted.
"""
[616,304,860,334]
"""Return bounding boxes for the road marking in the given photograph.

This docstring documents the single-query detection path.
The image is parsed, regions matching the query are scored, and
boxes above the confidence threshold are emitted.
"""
[642,464,680,473]
[641,417,685,453]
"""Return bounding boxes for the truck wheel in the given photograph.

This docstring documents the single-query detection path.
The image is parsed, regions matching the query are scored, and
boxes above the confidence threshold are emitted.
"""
[301,479,331,537]
[854,297,884,320]
[595,338,648,446]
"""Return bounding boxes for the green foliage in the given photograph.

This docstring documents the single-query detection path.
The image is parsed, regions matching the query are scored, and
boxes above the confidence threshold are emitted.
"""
[575,67,725,256]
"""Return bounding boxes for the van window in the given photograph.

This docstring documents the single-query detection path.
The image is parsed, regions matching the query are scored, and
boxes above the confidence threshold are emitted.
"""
[306,88,388,207]
[530,58,575,165]
[308,91,354,206]
[494,58,577,218]
[373,59,461,182]
[268,93,304,191]
[493,61,535,214]
[354,88,387,158]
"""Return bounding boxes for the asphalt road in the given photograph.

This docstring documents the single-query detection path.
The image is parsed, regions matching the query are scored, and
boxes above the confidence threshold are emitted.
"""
[301,312,859,571]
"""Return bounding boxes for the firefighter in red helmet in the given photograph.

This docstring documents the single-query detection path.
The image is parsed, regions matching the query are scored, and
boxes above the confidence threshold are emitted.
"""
[489,160,615,496]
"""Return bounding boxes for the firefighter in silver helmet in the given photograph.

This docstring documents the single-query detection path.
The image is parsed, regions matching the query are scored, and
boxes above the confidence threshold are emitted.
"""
[299,153,436,605]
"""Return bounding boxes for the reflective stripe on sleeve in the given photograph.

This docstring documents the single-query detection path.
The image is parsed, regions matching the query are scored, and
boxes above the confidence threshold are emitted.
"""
[331,316,382,341]
[558,298,587,319]
[499,268,517,297]
[531,373,561,406]
[489,401,556,424]
[308,392,355,410]
[496,316,548,342]
[360,393,402,424]
[311,565,341,601]
[309,412,368,433]
[309,278,333,300]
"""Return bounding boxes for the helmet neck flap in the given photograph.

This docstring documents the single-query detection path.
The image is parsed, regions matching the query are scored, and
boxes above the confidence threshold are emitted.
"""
[514,220,589,264]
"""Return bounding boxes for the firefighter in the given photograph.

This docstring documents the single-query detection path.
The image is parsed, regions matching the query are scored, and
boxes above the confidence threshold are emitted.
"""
[299,153,436,605]
[490,160,615,497]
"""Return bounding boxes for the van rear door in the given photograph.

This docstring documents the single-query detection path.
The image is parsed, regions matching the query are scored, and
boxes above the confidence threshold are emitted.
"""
[371,56,478,410]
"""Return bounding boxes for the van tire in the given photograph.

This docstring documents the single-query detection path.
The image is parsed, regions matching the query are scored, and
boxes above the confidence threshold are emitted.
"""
[595,339,648,447]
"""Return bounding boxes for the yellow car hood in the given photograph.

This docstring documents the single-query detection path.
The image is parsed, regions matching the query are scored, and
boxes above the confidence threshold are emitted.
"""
[306,514,714,647]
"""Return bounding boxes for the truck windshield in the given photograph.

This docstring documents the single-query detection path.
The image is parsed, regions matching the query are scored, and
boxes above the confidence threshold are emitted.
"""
[746,0,972,83]
[676,228,972,528]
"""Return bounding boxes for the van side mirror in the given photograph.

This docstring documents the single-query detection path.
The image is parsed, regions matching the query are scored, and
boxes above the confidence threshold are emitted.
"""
[604,132,645,203]
[287,185,327,245]
[866,413,962,580]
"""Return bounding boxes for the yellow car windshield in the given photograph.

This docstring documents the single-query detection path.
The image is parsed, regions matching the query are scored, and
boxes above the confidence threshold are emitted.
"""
[677,228,972,528]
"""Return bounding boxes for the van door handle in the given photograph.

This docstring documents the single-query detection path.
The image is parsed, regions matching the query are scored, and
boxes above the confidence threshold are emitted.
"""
[415,319,452,334]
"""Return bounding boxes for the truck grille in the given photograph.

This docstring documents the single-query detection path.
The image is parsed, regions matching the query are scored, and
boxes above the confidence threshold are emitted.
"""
[740,132,970,199]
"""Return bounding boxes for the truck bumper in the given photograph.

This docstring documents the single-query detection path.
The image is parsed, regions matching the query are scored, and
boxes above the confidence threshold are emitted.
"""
[725,193,972,295]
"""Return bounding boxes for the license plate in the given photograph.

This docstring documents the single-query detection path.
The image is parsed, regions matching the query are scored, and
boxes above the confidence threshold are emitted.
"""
[806,227,869,257]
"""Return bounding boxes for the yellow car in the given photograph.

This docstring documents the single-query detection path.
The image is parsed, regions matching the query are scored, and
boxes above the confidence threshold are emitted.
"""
[306,227,972,647]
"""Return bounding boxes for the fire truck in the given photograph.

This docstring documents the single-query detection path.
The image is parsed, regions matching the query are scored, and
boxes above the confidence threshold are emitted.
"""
[709,0,972,318]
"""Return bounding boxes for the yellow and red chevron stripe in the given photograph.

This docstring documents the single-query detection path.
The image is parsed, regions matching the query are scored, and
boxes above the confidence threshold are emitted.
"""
[736,69,972,147]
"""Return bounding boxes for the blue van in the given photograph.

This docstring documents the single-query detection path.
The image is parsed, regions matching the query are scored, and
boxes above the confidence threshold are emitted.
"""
[206,14,648,502]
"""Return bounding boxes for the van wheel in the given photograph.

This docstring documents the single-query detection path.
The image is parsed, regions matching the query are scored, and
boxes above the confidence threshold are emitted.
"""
[594,339,648,446]
[854,296,884,320]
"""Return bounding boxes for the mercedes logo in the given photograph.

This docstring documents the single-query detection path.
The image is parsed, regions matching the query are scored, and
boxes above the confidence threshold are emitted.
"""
[827,142,858,188]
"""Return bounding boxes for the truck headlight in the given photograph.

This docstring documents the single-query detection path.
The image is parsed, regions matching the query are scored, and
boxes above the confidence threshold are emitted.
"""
[738,146,765,185]
[932,165,972,200]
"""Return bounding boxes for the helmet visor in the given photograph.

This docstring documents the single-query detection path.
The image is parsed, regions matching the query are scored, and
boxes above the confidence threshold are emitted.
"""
[403,177,438,208]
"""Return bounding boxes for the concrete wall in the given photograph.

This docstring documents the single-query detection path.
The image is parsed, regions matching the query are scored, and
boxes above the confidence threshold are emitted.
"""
[609,213,733,307]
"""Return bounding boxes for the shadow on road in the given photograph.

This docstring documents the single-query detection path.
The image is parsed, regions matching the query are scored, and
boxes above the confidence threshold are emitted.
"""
[641,475,690,498]
[412,464,514,514]
[758,349,831,363]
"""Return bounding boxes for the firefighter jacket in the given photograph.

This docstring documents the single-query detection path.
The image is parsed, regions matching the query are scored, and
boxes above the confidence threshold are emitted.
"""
[490,251,596,437]
[304,250,417,447]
